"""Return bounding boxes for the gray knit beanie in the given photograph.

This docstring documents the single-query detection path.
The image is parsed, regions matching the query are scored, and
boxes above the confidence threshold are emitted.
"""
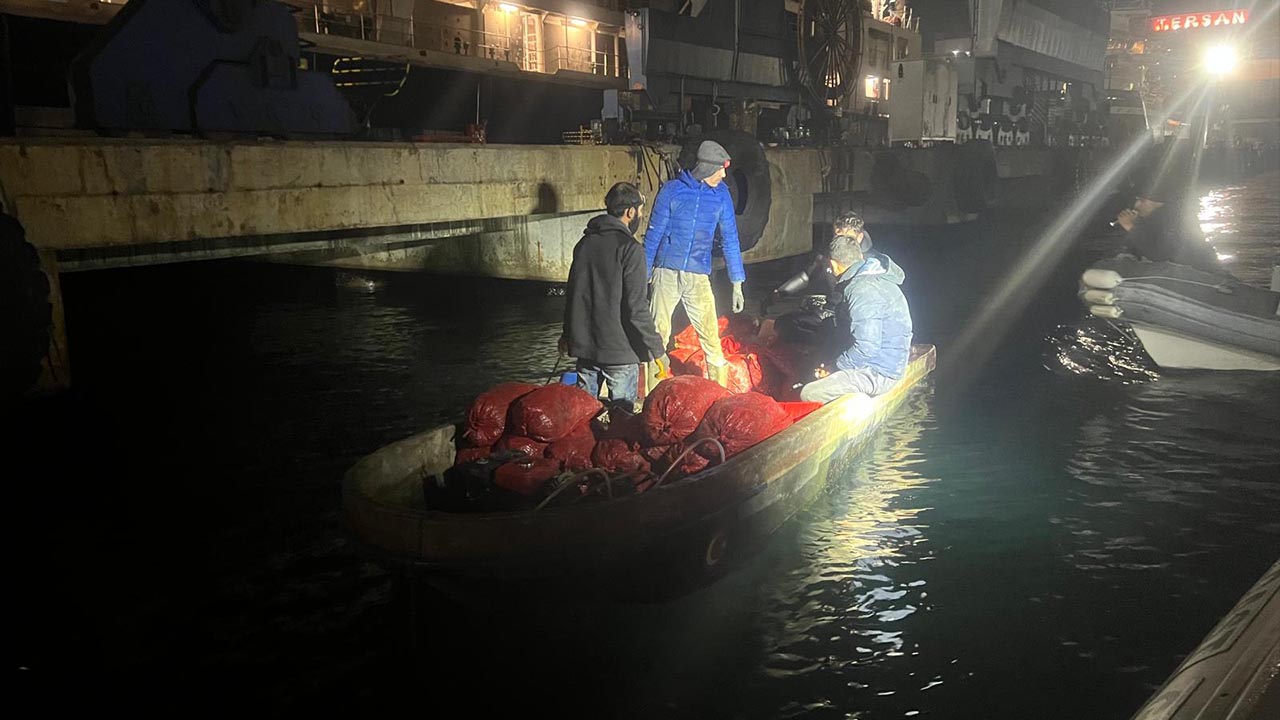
[692,140,732,181]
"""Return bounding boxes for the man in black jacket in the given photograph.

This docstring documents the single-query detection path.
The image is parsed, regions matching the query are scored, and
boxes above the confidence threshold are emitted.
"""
[561,183,668,405]
[1115,145,1220,273]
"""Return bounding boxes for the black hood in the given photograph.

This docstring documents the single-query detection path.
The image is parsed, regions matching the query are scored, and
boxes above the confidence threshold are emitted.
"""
[585,214,632,236]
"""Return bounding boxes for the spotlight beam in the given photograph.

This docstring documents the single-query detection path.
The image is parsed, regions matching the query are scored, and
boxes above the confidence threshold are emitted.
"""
[938,1,1278,392]
[941,82,1206,389]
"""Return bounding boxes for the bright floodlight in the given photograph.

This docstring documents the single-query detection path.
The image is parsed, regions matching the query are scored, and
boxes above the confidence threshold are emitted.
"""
[1204,44,1238,76]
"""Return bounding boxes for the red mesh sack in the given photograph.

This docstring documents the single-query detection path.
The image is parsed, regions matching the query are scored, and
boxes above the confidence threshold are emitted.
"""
[669,345,700,365]
[545,421,596,472]
[677,447,711,476]
[463,382,538,447]
[637,444,714,481]
[691,392,792,459]
[670,348,707,378]
[454,445,492,466]
[496,434,549,458]
[640,444,678,474]
[723,352,764,394]
[493,458,563,497]
[670,352,762,395]
[508,384,603,443]
[672,316,740,353]
[642,375,731,446]
[591,439,652,474]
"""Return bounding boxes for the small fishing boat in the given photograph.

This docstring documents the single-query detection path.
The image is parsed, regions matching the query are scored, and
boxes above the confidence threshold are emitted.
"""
[341,345,936,580]
[1080,258,1280,371]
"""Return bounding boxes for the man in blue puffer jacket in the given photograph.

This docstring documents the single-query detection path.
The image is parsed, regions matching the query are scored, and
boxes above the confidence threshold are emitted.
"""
[800,218,913,403]
[644,140,746,388]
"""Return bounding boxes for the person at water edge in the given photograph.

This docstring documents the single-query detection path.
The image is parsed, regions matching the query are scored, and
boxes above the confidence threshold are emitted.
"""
[560,182,668,406]
[773,211,874,299]
[770,211,875,347]
[800,217,913,403]
[1114,152,1220,273]
[644,140,746,388]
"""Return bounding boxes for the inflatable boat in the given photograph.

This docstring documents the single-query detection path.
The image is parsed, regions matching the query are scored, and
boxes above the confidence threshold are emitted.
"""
[1080,258,1280,371]
[1130,559,1280,720]
[341,346,936,580]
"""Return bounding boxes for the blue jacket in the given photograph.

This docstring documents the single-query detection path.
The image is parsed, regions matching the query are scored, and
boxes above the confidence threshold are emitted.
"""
[835,252,913,379]
[643,170,746,282]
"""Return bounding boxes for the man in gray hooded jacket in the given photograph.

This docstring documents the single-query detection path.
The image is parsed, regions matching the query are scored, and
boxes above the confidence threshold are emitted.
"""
[800,224,913,403]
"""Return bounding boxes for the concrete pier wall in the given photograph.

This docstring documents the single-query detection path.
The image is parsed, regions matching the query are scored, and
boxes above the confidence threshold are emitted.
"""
[273,148,823,280]
[0,139,819,280]
[0,139,639,250]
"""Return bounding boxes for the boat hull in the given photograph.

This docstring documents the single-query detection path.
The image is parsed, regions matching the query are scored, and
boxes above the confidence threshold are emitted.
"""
[1131,324,1280,371]
[341,346,937,578]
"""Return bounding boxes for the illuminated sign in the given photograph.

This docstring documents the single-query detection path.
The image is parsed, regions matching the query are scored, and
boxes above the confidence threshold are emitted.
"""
[1151,10,1248,33]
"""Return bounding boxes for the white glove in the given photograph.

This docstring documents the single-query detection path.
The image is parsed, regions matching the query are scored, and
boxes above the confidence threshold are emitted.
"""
[731,282,745,314]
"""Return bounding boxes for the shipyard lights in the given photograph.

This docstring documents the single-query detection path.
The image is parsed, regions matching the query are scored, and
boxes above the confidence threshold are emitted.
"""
[1203,44,1238,76]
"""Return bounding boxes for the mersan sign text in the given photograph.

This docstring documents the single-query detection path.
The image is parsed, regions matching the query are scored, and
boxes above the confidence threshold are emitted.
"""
[1151,10,1249,33]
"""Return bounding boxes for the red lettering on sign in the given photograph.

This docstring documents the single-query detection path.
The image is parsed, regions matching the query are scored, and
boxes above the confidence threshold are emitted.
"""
[1150,9,1249,33]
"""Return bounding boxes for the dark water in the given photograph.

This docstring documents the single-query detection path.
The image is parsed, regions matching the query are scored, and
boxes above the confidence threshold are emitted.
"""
[13,175,1279,717]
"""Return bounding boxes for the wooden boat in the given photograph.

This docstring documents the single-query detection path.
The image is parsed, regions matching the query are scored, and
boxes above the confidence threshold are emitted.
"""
[341,345,936,580]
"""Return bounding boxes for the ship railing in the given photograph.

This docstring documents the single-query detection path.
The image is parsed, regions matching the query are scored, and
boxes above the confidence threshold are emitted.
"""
[292,2,621,79]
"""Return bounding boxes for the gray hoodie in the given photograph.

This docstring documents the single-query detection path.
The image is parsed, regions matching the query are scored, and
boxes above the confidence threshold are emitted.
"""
[835,252,913,379]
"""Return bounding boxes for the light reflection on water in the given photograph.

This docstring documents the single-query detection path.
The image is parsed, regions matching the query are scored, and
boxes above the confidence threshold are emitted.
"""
[1197,177,1279,286]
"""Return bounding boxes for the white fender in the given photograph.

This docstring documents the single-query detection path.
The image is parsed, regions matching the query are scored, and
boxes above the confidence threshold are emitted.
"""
[1081,268,1123,289]
[1082,289,1116,305]
[1089,304,1122,319]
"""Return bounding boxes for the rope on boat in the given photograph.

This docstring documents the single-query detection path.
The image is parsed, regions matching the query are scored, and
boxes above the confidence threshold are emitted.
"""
[654,437,727,490]
[1117,275,1236,294]
[534,468,612,511]
[532,437,728,510]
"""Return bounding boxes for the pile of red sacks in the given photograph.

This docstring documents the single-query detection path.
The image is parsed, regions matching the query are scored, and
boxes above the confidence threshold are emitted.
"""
[667,316,798,396]
[455,374,822,500]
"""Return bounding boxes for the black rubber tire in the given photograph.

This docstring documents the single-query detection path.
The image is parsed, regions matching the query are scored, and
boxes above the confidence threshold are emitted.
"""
[953,140,997,214]
[0,214,52,399]
[683,130,773,252]
[869,152,932,208]
[891,170,933,207]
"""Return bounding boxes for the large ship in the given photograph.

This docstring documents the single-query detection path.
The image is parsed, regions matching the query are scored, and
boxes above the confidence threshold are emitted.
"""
[3,0,1265,396]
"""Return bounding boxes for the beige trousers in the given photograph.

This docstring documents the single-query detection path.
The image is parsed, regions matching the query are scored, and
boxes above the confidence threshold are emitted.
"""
[650,268,727,370]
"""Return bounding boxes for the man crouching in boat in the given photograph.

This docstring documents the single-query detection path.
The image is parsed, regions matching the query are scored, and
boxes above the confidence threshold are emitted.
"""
[560,182,669,407]
[1114,154,1221,274]
[800,213,913,403]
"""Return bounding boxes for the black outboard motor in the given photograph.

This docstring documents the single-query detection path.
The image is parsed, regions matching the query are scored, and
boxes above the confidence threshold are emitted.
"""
[767,254,840,346]
[428,451,527,513]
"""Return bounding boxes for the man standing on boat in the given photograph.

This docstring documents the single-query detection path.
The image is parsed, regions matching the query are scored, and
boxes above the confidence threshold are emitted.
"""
[800,213,913,403]
[644,140,746,389]
[561,182,669,406]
